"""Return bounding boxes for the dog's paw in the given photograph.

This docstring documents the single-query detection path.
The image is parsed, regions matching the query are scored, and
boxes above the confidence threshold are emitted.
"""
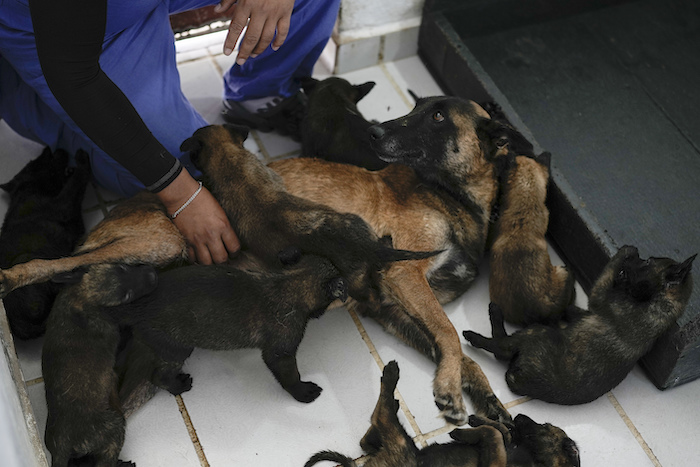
[117,461,136,467]
[165,372,193,395]
[481,394,513,428]
[381,360,400,388]
[434,391,468,426]
[289,381,323,403]
[468,414,489,427]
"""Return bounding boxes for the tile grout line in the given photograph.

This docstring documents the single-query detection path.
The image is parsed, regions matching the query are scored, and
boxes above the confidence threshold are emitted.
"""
[346,308,427,447]
[25,376,44,387]
[175,395,211,467]
[607,392,662,467]
[504,395,532,410]
[379,62,414,111]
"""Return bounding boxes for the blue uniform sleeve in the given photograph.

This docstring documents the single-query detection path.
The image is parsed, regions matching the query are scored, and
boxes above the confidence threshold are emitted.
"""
[28,0,182,192]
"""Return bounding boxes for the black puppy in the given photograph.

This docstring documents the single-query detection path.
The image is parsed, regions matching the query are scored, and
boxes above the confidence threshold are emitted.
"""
[111,254,348,403]
[464,246,695,405]
[43,263,158,467]
[0,147,90,339]
[300,76,388,170]
[305,361,580,467]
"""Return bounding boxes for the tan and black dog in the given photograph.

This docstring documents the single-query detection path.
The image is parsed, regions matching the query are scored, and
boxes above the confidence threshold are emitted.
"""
[305,361,580,467]
[180,123,438,303]
[269,96,526,425]
[464,245,695,405]
[489,151,575,325]
[42,263,158,467]
[300,76,389,170]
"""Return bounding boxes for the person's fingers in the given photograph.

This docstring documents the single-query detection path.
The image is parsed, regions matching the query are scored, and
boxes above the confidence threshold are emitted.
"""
[222,228,241,257]
[193,242,213,266]
[207,237,231,264]
[271,16,290,51]
[224,4,251,56]
[187,246,196,264]
[214,0,237,13]
[250,19,277,57]
[236,16,263,64]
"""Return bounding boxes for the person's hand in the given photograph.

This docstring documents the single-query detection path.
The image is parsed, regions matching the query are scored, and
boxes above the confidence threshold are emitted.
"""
[157,170,240,264]
[215,0,294,65]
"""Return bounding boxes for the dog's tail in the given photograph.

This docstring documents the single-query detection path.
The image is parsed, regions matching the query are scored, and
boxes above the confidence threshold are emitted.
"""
[304,451,357,467]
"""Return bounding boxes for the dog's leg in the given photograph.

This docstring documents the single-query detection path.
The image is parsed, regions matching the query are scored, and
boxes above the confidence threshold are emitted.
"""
[360,361,418,462]
[352,301,511,425]
[261,348,322,403]
[379,264,471,425]
[448,425,507,467]
[488,303,508,339]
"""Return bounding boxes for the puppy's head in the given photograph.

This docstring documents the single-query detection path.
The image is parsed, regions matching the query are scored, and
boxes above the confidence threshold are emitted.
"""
[367,97,528,185]
[180,124,250,173]
[591,245,695,325]
[512,414,580,467]
[52,263,158,307]
[303,76,375,105]
[1,147,73,197]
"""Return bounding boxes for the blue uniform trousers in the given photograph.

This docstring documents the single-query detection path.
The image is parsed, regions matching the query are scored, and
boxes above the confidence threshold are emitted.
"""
[0,0,340,197]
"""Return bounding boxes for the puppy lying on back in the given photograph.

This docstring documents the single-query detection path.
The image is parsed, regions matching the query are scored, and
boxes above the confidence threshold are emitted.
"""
[42,263,158,467]
[464,246,695,405]
[0,147,90,339]
[180,123,437,303]
[305,361,580,467]
[300,77,388,170]
[111,254,348,404]
[489,151,575,325]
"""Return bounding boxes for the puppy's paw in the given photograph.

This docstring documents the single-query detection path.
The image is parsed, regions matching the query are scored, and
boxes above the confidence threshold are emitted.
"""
[381,360,400,388]
[117,461,136,467]
[289,381,323,403]
[165,372,193,395]
[480,394,513,428]
[468,414,489,427]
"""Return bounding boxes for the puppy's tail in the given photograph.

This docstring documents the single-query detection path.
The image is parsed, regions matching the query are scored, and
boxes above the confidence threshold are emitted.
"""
[376,247,443,265]
[304,450,357,467]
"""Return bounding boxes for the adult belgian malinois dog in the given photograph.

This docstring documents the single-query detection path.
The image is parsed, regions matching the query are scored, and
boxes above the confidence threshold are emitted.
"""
[270,96,528,425]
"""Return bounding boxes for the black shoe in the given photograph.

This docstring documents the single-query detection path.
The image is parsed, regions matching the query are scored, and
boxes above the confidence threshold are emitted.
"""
[222,90,307,141]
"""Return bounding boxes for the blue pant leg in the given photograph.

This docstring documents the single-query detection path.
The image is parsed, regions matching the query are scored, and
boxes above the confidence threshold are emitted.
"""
[223,0,341,101]
[0,0,215,197]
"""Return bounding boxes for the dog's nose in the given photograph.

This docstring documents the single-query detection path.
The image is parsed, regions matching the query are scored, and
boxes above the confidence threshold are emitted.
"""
[368,125,385,140]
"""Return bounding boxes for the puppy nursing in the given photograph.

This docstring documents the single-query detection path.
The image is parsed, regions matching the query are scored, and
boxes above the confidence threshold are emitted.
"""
[111,254,348,403]
[489,151,575,325]
[465,246,695,404]
[42,263,158,467]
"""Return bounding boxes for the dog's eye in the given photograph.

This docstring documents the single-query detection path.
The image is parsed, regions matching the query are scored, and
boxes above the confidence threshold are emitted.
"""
[433,111,444,122]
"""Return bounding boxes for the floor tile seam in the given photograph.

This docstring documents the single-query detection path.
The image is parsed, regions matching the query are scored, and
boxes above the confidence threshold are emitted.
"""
[249,130,272,161]
[25,376,44,387]
[606,392,662,467]
[378,62,414,112]
[345,308,426,443]
[175,394,211,467]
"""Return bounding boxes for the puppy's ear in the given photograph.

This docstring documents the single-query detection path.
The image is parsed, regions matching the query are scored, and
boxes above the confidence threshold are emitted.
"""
[563,438,581,467]
[354,81,376,102]
[179,135,202,154]
[534,151,552,171]
[666,254,696,287]
[0,180,15,194]
[478,119,534,157]
[223,123,250,143]
[300,76,319,94]
[51,267,88,284]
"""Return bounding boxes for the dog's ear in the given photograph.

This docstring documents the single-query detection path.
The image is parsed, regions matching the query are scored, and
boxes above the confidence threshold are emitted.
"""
[665,254,696,287]
[534,151,552,171]
[0,180,16,194]
[300,76,320,94]
[51,267,88,285]
[354,81,376,102]
[179,135,202,154]
[223,123,250,143]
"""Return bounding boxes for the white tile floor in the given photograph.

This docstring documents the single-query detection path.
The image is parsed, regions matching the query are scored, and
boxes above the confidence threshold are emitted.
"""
[1,31,699,467]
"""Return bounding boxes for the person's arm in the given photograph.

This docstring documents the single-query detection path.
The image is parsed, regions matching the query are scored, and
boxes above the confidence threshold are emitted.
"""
[29,0,240,264]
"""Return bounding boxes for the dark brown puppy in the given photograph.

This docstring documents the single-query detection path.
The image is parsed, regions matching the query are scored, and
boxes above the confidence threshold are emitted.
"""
[110,254,348,404]
[0,147,90,339]
[269,96,521,425]
[300,76,388,170]
[180,123,437,303]
[305,361,580,467]
[464,246,695,405]
[489,152,575,325]
[0,192,187,299]
[42,263,158,467]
